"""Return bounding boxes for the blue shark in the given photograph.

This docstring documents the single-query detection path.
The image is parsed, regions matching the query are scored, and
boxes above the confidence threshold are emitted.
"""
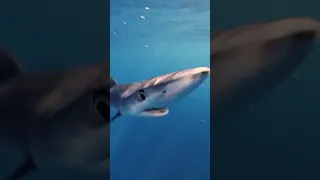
[109,67,210,121]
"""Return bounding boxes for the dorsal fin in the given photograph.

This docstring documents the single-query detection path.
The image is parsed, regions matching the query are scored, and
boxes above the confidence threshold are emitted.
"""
[110,77,117,88]
[0,48,24,84]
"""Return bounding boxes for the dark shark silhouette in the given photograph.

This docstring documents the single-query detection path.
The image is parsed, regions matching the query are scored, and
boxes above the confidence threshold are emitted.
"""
[0,49,110,180]
[211,17,320,120]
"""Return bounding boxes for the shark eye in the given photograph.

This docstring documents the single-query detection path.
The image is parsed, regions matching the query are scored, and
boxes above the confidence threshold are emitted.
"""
[138,89,146,101]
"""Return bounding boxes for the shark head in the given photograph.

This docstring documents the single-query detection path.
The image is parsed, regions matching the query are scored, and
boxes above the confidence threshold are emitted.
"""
[109,67,210,120]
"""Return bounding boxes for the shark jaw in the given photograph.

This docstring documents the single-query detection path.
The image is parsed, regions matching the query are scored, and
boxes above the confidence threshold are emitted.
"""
[139,107,169,117]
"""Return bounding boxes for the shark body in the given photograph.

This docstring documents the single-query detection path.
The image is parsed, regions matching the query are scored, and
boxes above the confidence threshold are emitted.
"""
[109,67,210,120]
[0,49,110,180]
[211,17,320,120]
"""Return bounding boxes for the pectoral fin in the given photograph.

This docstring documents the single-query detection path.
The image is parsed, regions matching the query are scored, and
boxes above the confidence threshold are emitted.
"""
[110,111,122,122]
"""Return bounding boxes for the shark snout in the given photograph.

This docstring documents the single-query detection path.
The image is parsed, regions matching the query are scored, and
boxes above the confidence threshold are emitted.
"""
[191,67,210,79]
[194,67,210,74]
[185,67,209,83]
[201,71,209,75]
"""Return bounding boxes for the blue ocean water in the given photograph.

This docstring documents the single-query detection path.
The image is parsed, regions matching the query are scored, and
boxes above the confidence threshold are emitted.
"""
[110,0,210,180]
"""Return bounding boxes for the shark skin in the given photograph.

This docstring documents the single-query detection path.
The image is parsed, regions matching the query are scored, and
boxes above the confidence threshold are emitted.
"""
[109,67,210,121]
[211,17,320,120]
[0,48,110,180]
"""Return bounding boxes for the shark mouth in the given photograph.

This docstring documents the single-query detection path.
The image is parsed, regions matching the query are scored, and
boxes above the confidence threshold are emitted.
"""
[141,107,169,116]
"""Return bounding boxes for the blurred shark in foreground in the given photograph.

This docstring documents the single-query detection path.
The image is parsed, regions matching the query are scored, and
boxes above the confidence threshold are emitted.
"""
[0,50,110,180]
[0,47,210,180]
[211,17,320,120]
[109,67,210,121]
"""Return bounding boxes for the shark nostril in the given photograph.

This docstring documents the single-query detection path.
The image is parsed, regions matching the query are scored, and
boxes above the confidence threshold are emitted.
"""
[163,89,167,94]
